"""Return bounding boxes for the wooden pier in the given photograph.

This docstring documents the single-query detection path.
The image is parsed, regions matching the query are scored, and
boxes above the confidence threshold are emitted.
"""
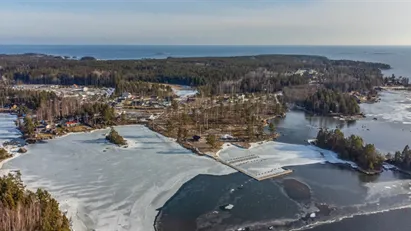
[218,158,293,181]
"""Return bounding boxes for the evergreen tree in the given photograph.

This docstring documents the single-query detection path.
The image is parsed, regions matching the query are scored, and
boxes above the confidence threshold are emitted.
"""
[23,116,35,138]
[268,122,275,135]
[206,134,218,148]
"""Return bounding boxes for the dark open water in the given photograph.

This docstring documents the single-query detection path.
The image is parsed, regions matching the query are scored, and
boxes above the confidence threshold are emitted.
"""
[2,45,411,231]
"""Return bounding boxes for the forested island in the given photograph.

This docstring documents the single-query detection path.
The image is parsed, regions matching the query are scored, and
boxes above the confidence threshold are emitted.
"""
[315,129,384,173]
[0,173,70,231]
[106,128,127,146]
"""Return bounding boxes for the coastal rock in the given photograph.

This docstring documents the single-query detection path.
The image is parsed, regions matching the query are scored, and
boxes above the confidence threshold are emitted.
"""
[17,147,27,153]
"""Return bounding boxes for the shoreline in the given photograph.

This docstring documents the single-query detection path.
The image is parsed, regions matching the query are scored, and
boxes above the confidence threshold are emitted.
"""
[292,105,366,121]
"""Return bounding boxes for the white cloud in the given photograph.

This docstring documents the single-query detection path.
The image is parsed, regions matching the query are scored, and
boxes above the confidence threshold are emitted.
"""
[0,1,410,45]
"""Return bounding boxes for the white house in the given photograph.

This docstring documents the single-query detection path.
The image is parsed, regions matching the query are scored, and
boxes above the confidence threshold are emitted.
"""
[122,92,132,99]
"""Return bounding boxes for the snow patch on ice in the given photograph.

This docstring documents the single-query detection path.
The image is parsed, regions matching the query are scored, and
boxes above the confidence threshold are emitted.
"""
[361,91,411,124]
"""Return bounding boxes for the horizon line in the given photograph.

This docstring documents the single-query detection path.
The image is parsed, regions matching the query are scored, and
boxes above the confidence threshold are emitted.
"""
[1,44,411,47]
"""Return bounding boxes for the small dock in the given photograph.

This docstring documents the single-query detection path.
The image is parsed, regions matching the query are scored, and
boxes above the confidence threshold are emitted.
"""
[218,155,293,181]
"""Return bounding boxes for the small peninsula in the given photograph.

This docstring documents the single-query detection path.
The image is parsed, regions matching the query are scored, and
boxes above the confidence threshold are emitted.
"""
[314,129,384,173]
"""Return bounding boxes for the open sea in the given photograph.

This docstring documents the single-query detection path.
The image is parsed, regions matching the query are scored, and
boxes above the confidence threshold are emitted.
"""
[2,45,411,231]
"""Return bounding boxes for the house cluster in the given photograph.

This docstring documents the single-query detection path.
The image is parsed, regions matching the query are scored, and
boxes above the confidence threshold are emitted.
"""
[12,84,115,100]
[284,69,320,83]
[294,69,318,76]
[116,92,172,108]
[33,118,82,137]
[211,94,249,104]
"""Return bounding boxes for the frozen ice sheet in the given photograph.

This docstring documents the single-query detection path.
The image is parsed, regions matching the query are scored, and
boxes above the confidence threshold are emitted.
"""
[3,125,234,231]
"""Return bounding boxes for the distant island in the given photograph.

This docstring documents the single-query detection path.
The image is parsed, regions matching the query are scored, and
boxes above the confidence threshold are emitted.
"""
[80,56,97,61]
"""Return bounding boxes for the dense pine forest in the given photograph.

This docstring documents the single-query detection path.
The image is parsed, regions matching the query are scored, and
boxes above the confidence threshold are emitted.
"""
[0,54,390,95]
[303,88,361,115]
[315,129,384,172]
[0,173,70,231]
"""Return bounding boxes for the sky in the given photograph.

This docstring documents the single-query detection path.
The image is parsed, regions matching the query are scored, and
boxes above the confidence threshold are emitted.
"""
[1,0,411,45]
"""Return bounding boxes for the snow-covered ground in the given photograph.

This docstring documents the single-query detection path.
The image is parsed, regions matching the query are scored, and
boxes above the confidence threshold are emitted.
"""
[2,125,234,231]
[217,141,360,179]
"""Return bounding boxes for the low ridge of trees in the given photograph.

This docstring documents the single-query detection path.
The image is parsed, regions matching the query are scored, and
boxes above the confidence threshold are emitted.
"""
[316,129,384,172]
[106,128,127,146]
[303,89,360,115]
[0,173,70,231]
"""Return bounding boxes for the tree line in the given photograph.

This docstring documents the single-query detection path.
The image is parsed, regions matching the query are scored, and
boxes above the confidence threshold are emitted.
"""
[0,86,58,112]
[0,54,390,95]
[383,74,410,86]
[115,80,173,98]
